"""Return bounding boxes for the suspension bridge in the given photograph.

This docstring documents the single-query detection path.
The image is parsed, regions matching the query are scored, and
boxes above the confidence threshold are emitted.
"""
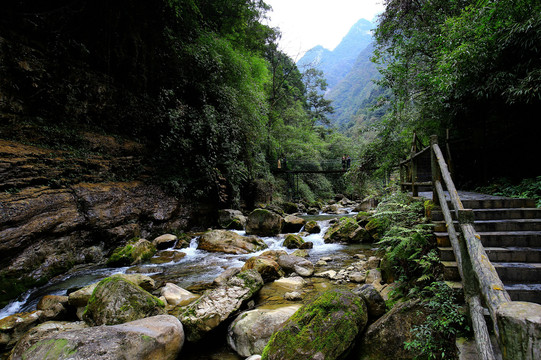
[271,158,359,174]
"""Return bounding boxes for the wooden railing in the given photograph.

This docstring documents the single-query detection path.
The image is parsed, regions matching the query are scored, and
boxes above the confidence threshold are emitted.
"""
[401,134,541,360]
[399,132,431,197]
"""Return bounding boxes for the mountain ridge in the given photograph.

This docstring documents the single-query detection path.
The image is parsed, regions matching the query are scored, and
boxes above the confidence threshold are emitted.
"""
[297,18,382,129]
[297,18,374,89]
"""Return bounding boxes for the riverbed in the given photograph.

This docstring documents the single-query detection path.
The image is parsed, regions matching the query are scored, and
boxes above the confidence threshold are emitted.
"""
[0,211,378,358]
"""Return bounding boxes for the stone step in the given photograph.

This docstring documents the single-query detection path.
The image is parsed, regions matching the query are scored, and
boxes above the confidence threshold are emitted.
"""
[442,261,541,283]
[432,208,541,221]
[503,283,541,304]
[446,281,541,305]
[455,198,536,209]
[439,247,541,263]
[456,336,503,360]
[434,219,541,232]
[435,231,541,248]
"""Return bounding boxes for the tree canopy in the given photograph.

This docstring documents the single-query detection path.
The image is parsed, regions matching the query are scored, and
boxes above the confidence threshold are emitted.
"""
[364,0,541,183]
[0,0,355,205]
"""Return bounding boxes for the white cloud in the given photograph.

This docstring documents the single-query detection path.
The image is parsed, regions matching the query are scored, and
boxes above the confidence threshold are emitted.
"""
[264,0,385,59]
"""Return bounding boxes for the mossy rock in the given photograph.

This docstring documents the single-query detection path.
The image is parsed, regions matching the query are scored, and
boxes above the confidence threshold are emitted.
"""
[242,256,285,283]
[281,202,299,214]
[324,217,362,244]
[355,211,371,226]
[261,289,368,360]
[107,238,156,267]
[365,217,387,240]
[304,220,321,234]
[283,234,305,249]
[82,277,165,326]
[225,218,244,230]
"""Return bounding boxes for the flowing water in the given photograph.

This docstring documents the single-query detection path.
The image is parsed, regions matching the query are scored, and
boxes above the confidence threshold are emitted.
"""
[0,210,378,358]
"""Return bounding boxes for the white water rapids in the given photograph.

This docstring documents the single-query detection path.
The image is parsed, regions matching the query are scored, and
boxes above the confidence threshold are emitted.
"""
[0,212,359,320]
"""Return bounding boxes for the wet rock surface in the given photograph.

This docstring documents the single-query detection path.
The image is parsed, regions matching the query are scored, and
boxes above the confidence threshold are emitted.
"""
[245,209,284,236]
[176,270,264,342]
[82,277,165,326]
[227,304,301,357]
[198,230,267,255]
[261,289,368,360]
[11,315,184,360]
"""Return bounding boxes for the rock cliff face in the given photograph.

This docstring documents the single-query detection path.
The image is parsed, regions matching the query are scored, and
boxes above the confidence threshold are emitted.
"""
[0,139,206,306]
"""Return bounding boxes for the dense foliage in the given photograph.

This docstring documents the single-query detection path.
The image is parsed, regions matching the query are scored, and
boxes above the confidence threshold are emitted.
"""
[371,193,468,359]
[0,0,353,205]
[361,0,541,185]
[476,176,541,207]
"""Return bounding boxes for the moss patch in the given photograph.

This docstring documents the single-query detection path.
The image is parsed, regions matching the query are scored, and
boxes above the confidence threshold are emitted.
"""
[106,237,156,267]
[23,338,77,360]
[83,276,164,326]
[261,289,367,360]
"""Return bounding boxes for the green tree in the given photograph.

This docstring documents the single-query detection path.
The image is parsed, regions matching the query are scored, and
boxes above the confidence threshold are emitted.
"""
[302,68,335,127]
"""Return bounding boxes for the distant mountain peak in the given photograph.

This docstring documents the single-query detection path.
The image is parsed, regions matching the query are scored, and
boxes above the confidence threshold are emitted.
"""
[297,18,374,89]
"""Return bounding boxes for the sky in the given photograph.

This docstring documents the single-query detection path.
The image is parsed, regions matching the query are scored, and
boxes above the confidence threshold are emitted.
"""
[263,0,385,60]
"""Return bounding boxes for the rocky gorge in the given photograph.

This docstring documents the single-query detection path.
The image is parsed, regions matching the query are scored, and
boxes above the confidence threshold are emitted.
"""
[0,185,434,360]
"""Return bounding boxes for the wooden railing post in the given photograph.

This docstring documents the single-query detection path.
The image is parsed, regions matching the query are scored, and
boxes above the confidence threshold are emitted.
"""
[430,135,441,206]
[400,164,405,192]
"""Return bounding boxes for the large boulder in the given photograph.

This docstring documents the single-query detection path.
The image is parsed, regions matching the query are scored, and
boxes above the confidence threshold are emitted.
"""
[228,305,302,357]
[152,234,178,250]
[160,283,200,307]
[67,274,155,320]
[218,209,247,230]
[106,238,156,267]
[281,202,299,214]
[272,276,307,292]
[83,277,165,326]
[177,270,264,342]
[282,215,306,233]
[324,217,371,244]
[356,299,430,360]
[304,220,321,234]
[213,267,242,286]
[259,250,288,262]
[277,255,314,277]
[354,284,386,319]
[322,204,340,214]
[242,256,284,283]
[197,230,267,255]
[37,295,69,321]
[245,209,284,236]
[8,321,89,358]
[0,311,43,351]
[10,315,184,360]
[261,289,368,360]
[110,273,156,291]
[282,234,305,249]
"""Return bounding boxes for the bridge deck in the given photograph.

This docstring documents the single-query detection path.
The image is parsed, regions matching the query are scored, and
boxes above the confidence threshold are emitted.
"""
[272,169,347,174]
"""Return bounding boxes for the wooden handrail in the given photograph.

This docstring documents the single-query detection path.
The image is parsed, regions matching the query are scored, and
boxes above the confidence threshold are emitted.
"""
[434,179,496,360]
[431,137,463,215]
[430,135,541,360]
[398,145,430,166]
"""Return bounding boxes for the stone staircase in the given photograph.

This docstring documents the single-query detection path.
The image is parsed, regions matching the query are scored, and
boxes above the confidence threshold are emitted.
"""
[434,198,541,304]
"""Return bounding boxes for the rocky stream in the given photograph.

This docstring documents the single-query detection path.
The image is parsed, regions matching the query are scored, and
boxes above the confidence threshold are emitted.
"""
[0,198,428,360]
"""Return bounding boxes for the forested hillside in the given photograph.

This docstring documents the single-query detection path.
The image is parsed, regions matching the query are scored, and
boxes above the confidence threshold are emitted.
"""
[0,0,351,206]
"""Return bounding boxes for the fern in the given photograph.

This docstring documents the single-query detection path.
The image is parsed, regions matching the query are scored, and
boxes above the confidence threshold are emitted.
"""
[373,192,439,287]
